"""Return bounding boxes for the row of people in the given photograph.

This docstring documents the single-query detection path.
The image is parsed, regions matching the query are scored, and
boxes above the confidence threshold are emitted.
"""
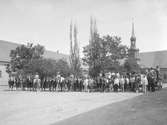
[8,68,162,93]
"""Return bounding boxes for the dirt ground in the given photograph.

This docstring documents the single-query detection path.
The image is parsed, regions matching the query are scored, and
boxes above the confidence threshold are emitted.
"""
[53,88,167,125]
[0,89,141,125]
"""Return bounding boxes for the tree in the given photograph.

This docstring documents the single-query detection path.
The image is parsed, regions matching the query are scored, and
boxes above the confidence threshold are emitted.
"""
[82,17,127,77]
[124,58,140,73]
[83,35,128,77]
[82,17,102,77]
[101,35,128,72]
[7,43,45,78]
[69,21,82,78]
[27,58,54,79]
[23,57,70,79]
[55,59,70,77]
[83,33,102,77]
[83,18,127,77]
[7,42,71,81]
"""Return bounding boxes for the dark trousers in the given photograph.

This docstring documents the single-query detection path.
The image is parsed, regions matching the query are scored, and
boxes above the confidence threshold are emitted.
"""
[114,84,119,92]
[151,83,155,92]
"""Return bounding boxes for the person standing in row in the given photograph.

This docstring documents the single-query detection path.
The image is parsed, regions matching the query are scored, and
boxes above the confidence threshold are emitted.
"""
[141,74,148,94]
[119,75,125,92]
[114,76,119,92]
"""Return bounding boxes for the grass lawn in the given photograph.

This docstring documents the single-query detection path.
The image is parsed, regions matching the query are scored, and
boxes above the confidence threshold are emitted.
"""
[53,88,167,125]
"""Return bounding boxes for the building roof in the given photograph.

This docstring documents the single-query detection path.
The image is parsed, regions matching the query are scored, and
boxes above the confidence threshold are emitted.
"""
[1,40,166,69]
[0,40,69,62]
[139,50,167,68]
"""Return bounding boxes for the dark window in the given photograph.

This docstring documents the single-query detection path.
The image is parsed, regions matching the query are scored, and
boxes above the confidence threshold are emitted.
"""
[163,73,167,80]
[0,70,2,78]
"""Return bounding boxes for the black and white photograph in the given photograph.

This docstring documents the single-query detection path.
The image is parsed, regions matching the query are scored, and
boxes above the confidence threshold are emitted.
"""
[0,0,167,125]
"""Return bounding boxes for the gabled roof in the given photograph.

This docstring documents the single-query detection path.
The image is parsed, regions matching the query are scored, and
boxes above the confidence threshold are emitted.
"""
[1,40,166,68]
[0,40,19,62]
[139,50,167,68]
[0,40,69,62]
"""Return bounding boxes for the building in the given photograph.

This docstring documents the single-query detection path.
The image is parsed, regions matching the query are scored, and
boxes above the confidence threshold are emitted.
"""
[128,22,140,62]
[0,40,69,85]
[127,22,167,82]
[139,50,167,82]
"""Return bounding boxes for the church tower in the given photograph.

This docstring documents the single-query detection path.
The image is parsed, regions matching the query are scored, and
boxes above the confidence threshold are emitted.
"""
[130,22,136,49]
[128,21,139,62]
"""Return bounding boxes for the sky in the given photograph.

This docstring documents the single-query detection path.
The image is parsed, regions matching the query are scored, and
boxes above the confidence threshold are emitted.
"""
[0,0,167,55]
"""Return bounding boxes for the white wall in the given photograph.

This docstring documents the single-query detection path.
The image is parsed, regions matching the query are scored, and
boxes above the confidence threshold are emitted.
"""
[0,65,9,85]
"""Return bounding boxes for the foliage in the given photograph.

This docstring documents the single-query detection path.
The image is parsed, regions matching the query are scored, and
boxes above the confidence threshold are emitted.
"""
[83,34,128,78]
[27,58,70,78]
[124,58,140,73]
[7,43,44,77]
[82,17,128,78]
[83,33,102,77]
[7,43,70,79]
[54,59,70,77]
[102,35,128,72]
[69,22,82,78]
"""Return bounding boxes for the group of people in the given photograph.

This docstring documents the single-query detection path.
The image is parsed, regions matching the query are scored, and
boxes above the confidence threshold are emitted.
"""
[8,67,162,93]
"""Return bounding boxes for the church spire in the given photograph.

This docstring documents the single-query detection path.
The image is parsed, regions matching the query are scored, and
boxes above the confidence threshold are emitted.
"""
[130,19,136,49]
[128,19,140,64]
[132,21,135,38]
